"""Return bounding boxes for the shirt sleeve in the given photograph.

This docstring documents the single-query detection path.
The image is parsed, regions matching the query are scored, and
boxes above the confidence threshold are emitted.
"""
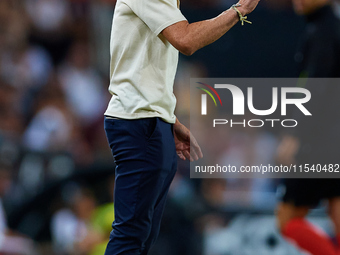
[123,0,187,35]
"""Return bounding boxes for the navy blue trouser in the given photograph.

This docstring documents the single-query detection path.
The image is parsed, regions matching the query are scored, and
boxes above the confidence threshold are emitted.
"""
[104,117,177,255]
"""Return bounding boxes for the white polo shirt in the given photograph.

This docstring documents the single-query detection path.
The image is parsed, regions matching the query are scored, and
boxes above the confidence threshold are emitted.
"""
[104,0,187,124]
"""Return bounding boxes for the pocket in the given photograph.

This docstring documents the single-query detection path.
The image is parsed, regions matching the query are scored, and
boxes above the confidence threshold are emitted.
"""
[143,118,158,141]
[104,117,116,130]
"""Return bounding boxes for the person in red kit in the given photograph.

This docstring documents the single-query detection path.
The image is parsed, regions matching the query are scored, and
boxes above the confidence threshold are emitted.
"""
[276,0,340,255]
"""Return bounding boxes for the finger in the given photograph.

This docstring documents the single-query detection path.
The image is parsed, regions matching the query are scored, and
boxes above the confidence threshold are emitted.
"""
[177,151,186,161]
[195,144,203,159]
[190,148,199,161]
[183,150,193,162]
[190,135,203,158]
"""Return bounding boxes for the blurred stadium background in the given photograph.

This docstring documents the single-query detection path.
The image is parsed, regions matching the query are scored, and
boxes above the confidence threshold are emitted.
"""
[0,0,339,254]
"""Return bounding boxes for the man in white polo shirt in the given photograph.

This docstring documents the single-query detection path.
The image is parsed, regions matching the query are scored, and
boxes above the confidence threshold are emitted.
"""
[104,0,260,254]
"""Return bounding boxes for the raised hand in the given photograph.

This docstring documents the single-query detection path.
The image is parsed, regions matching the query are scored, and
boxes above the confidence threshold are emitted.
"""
[237,0,261,15]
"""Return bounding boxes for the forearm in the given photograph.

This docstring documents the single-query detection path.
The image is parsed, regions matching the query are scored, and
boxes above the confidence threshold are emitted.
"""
[183,8,240,55]
[162,0,259,55]
[162,7,242,56]
[175,118,181,126]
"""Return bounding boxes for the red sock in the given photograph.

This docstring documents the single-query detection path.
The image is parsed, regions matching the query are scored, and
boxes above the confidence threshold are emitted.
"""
[282,218,337,255]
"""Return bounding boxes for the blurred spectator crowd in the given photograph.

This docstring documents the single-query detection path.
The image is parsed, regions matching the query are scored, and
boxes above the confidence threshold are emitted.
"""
[0,0,116,254]
[0,0,338,255]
